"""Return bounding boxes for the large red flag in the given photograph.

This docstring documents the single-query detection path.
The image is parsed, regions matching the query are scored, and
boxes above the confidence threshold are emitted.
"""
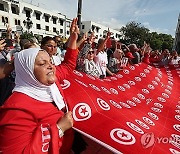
[61,63,180,154]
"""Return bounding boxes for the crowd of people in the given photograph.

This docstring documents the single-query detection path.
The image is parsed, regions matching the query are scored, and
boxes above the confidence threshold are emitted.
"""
[0,17,180,153]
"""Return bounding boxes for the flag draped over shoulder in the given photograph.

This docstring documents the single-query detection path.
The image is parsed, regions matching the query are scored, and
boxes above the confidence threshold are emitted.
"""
[61,63,180,154]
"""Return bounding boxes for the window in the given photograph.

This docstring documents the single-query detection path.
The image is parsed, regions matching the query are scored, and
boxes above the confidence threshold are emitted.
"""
[11,6,17,14]
[45,26,49,31]
[18,20,20,25]
[60,29,63,34]
[92,25,95,31]
[53,27,56,32]
[35,13,40,20]
[15,19,17,25]
[82,25,85,29]
[0,3,4,11]
[2,16,8,24]
[52,17,57,24]
[36,24,41,30]
[67,31,69,35]
[25,10,30,17]
[44,15,49,22]
[59,19,64,26]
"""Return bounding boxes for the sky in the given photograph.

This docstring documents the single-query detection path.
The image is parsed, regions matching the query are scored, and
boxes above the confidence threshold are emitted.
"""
[24,0,180,37]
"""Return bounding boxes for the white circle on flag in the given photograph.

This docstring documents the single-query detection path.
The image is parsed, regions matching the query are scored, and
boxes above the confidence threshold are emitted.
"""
[127,100,136,107]
[154,103,163,108]
[175,110,180,114]
[110,128,136,145]
[123,69,130,74]
[126,122,144,134]
[157,97,166,102]
[132,97,141,103]
[135,119,150,129]
[129,66,135,70]
[60,79,71,89]
[151,107,162,113]
[152,80,158,86]
[73,70,83,77]
[101,87,111,94]
[144,69,150,74]
[116,74,123,78]
[173,124,180,132]
[109,100,122,109]
[169,147,180,153]
[175,115,180,121]
[110,88,119,95]
[143,117,155,126]
[97,98,110,110]
[134,76,142,82]
[89,84,101,91]
[128,81,136,86]
[119,102,131,108]
[176,105,180,109]
[165,89,171,95]
[142,88,150,94]
[148,84,155,90]
[155,77,160,82]
[148,112,159,120]
[162,93,169,98]
[140,73,146,78]
[123,84,130,89]
[118,86,126,91]
[111,77,118,80]
[137,93,145,100]
[73,103,92,121]
[166,85,172,90]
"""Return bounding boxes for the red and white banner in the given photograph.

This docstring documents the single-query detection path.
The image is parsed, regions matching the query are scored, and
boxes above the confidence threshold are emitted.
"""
[61,63,180,154]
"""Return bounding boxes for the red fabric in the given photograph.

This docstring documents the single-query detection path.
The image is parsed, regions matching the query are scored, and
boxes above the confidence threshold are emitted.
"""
[0,48,78,154]
[61,63,180,154]
[106,38,112,49]
[142,53,150,64]
[125,51,135,59]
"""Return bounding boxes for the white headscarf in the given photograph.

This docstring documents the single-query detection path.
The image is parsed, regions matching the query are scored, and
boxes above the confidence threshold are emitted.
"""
[13,48,65,110]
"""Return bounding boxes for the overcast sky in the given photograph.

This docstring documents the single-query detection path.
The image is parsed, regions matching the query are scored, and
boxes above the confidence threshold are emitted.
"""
[24,0,180,37]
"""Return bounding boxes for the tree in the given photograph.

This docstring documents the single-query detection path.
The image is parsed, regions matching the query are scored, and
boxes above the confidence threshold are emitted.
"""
[120,21,174,51]
[120,21,150,46]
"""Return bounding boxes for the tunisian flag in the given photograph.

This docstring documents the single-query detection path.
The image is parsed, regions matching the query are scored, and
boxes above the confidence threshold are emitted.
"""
[61,63,180,154]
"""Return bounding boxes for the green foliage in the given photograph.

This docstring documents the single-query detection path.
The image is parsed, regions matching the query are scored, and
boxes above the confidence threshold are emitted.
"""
[120,21,174,50]
[20,31,34,40]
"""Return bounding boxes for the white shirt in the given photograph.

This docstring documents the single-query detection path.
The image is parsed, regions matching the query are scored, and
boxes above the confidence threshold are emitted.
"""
[94,51,108,76]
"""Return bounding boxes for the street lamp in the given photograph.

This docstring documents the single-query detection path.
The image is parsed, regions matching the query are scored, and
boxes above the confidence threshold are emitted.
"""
[23,17,33,33]
[77,0,82,32]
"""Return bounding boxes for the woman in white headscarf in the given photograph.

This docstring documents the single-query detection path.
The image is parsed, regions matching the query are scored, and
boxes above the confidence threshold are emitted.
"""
[0,18,79,154]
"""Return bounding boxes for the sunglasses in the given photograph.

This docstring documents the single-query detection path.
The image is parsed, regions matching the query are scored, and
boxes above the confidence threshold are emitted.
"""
[45,44,57,48]
[88,51,94,54]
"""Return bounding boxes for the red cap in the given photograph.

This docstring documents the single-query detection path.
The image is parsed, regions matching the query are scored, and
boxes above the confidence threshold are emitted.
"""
[125,52,135,59]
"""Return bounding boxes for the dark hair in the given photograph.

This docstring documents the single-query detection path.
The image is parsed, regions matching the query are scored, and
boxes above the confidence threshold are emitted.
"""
[41,36,55,47]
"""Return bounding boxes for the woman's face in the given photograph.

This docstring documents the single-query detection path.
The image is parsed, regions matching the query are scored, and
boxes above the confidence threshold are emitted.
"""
[42,40,57,57]
[34,51,56,86]
[87,50,95,60]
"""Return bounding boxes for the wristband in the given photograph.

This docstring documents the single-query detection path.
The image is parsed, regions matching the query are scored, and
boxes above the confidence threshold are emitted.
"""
[57,125,64,138]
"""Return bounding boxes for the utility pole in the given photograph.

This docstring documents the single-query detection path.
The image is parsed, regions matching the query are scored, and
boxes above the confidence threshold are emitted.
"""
[77,0,82,32]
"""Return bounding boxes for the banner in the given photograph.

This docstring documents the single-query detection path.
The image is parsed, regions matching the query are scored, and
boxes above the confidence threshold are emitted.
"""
[61,63,180,154]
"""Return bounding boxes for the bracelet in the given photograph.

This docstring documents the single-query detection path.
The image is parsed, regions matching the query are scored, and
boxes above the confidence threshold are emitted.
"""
[57,125,64,138]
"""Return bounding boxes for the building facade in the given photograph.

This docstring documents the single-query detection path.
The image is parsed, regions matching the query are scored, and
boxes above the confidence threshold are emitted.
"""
[0,0,121,41]
[173,13,180,53]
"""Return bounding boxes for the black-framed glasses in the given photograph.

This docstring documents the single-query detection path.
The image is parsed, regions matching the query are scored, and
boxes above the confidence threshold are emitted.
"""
[88,51,94,54]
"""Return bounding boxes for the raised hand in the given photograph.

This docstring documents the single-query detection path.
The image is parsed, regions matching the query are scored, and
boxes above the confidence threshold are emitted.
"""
[0,39,6,51]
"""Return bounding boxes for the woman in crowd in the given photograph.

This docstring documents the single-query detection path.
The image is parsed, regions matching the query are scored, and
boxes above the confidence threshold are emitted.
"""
[83,48,101,78]
[0,18,79,154]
